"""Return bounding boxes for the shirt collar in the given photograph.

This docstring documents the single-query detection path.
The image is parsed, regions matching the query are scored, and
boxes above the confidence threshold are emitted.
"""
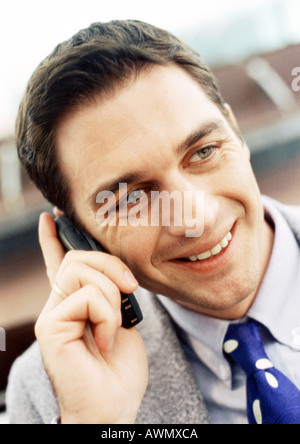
[248,196,300,349]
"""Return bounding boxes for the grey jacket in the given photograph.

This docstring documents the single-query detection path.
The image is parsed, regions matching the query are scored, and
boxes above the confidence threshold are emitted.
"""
[6,198,300,424]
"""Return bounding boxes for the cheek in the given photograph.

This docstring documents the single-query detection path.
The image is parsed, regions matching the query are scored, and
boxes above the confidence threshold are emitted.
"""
[103,226,159,272]
[216,152,261,206]
[216,154,265,249]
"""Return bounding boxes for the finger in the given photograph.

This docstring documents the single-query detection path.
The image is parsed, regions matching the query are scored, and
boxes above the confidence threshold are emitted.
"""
[48,262,123,318]
[58,250,139,296]
[37,284,120,353]
[38,212,66,286]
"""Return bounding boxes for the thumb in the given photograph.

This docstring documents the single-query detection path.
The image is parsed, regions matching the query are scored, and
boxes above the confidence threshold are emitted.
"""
[38,212,66,286]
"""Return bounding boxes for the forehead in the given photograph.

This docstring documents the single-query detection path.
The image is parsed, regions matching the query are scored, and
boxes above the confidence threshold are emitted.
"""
[56,64,226,200]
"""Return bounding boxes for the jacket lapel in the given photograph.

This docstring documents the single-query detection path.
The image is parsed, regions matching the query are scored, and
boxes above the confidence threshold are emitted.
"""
[135,289,210,424]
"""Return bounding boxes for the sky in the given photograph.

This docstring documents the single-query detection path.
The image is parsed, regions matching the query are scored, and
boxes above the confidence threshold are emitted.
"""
[0,0,299,138]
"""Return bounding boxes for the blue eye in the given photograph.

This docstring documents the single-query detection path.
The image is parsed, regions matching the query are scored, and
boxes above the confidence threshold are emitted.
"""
[127,189,143,204]
[190,146,213,163]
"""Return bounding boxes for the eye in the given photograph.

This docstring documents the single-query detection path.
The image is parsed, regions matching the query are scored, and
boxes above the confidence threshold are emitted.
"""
[116,188,146,212]
[127,189,143,204]
[190,146,214,163]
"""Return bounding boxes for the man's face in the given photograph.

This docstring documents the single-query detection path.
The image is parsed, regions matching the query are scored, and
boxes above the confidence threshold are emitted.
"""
[56,65,272,319]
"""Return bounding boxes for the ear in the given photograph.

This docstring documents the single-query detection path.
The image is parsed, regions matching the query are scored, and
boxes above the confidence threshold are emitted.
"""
[224,103,239,129]
[224,103,250,160]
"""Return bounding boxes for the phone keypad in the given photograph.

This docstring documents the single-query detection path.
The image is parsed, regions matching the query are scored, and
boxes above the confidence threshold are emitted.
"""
[121,293,143,329]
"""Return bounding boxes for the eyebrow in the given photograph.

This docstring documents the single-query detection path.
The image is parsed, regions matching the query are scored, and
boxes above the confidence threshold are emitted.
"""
[175,119,227,156]
[88,119,227,207]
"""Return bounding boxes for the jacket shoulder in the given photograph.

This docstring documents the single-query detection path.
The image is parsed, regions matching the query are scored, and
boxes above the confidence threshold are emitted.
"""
[6,341,59,424]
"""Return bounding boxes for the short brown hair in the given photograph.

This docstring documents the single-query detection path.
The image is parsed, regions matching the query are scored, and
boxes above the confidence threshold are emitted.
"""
[16,20,226,227]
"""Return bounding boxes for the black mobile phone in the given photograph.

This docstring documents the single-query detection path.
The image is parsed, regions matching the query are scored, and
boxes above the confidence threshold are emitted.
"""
[55,215,143,329]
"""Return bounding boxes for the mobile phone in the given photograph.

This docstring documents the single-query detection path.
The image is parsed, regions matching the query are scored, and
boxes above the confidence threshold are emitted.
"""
[55,215,143,329]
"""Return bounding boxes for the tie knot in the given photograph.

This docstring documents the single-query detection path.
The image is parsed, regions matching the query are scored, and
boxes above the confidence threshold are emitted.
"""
[223,320,273,376]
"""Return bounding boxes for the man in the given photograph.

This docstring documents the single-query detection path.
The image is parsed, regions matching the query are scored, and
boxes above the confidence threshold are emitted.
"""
[6,20,300,424]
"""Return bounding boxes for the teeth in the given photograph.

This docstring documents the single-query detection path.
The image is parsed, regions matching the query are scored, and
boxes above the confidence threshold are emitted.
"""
[220,237,228,248]
[210,244,222,256]
[226,232,232,241]
[187,231,232,262]
[196,250,212,261]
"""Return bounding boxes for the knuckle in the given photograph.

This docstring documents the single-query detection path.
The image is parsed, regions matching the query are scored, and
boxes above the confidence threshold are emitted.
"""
[63,260,81,276]
[34,315,49,340]
[34,319,42,338]
[84,283,101,298]
[63,249,79,264]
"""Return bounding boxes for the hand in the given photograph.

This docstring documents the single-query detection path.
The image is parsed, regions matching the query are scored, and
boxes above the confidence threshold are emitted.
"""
[35,213,148,424]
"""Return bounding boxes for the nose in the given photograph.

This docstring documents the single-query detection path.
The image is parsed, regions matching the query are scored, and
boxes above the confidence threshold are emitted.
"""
[160,178,220,238]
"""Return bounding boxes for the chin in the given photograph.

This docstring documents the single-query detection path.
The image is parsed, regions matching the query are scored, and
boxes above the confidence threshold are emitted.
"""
[171,276,259,319]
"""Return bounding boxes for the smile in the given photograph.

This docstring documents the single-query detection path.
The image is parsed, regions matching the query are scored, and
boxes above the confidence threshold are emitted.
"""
[179,231,232,262]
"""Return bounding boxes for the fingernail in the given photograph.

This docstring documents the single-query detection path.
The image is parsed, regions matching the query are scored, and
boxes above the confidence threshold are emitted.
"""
[124,270,138,288]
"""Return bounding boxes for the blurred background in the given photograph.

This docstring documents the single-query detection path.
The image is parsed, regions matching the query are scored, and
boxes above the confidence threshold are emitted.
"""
[1,0,300,422]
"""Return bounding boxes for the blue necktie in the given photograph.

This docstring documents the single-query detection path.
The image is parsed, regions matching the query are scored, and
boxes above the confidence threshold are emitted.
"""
[223,320,300,424]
